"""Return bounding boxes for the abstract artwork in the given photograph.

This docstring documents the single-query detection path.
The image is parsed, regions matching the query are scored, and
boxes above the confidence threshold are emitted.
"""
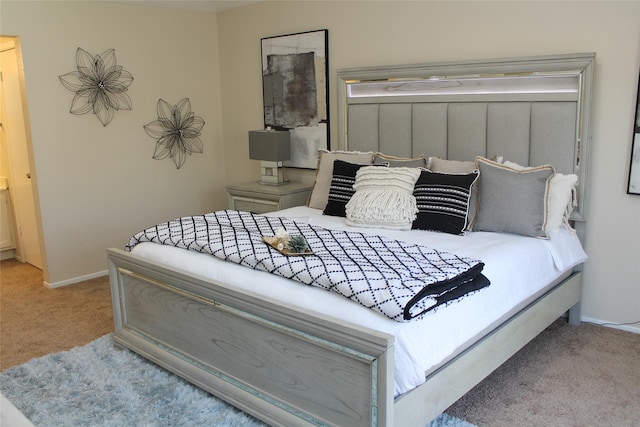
[59,48,133,126]
[143,98,205,170]
[628,69,640,195]
[261,29,329,169]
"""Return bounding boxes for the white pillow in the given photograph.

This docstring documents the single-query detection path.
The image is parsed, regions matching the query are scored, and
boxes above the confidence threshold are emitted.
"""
[345,166,421,230]
[546,173,578,232]
[503,161,578,232]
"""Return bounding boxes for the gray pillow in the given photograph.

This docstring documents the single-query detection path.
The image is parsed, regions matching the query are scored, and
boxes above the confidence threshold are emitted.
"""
[307,150,374,209]
[428,157,475,173]
[473,157,554,238]
[373,153,427,168]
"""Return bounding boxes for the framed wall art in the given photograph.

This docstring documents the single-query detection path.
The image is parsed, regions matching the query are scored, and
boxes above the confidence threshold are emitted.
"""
[261,29,329,169]
[628,69,640,195]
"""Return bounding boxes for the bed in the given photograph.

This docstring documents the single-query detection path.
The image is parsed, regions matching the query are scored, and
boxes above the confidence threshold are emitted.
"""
[108,53,595,426]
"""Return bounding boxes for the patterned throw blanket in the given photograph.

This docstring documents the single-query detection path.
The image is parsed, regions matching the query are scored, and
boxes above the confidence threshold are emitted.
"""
[125,210,489,322]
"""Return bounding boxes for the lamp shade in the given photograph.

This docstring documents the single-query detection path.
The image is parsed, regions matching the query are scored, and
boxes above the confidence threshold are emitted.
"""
[248,130,291,162]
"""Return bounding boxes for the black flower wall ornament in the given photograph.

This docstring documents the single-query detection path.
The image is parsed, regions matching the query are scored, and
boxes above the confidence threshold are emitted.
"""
[144,98,205,169]
[59,48,134,126]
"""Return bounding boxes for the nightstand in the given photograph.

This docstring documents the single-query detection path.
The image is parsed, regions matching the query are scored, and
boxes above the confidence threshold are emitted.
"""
[226,181,313,214]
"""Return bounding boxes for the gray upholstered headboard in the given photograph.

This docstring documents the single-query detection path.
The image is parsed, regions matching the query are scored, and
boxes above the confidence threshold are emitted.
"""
[336,53,595,223]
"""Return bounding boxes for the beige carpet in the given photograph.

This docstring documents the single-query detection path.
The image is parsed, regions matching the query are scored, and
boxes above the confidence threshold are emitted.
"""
[0,259,113,370]
[1,259,639,426]
[446,319,640,426]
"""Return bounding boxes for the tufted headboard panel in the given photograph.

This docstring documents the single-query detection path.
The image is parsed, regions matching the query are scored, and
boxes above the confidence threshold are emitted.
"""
[337,53,595,222]
[347,101,577,175]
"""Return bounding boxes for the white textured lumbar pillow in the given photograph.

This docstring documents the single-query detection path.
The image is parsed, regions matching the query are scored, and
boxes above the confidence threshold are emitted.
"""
[346,166,421,230]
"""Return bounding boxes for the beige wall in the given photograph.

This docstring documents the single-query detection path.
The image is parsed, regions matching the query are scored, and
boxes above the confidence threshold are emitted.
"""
[1,1,226,285]
[218,0,640,332]
[1,1,638,332]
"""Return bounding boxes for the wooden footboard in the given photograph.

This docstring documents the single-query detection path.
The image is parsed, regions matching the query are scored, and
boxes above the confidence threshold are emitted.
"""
[107,248,395,427]
[108,248,582,427]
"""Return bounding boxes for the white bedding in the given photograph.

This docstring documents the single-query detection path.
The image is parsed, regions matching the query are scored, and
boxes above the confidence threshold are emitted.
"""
[129,206,587,397]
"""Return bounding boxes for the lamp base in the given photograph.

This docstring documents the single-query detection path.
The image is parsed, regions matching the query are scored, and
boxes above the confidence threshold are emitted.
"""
[259,161,286,185]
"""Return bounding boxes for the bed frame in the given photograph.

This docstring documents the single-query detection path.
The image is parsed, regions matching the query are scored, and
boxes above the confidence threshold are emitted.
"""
[108,53,594,426]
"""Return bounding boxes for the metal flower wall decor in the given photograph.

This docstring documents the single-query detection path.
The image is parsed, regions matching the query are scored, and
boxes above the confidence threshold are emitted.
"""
[144,98,205,169]
[59,48,134,126]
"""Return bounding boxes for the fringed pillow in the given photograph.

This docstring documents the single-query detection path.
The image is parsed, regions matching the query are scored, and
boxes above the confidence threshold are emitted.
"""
[346,166,421,230]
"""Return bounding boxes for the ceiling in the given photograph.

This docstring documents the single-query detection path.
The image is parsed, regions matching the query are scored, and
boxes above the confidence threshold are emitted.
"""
[97,0,262,13]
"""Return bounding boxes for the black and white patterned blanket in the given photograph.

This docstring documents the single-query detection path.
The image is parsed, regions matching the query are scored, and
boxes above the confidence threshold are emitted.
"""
[125,210,489,322]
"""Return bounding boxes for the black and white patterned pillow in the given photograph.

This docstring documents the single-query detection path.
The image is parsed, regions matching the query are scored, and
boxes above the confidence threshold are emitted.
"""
[324,160,391,217]
[412,169,479,235]
[323,160,366,217]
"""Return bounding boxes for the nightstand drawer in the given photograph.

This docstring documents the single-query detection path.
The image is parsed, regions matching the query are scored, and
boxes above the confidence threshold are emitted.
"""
[231,196,279,214]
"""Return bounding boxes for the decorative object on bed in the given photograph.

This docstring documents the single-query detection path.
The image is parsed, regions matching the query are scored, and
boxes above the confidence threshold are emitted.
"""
[262,227,312,255]
[627,69,640,195]
[473,157,554,238]
[261,29,329,169]
[59,47,133,126]
[308,149,373,209]
[125,210,489,322]
[248,129,291,185]
[345,166,421,230]
[285,234,311,254]
[143,98,205,170]
[412,169,479,235]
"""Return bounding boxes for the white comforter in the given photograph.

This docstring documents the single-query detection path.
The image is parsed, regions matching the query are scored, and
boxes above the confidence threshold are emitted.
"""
[130,206,587,396]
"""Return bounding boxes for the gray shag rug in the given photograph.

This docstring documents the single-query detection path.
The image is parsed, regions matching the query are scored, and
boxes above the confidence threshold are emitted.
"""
[0,334,476,426]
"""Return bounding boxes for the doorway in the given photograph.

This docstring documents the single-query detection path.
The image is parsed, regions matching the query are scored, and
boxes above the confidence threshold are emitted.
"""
[0,36,43,270]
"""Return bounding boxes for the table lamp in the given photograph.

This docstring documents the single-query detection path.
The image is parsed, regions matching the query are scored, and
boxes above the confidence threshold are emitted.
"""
[248,129,291,185]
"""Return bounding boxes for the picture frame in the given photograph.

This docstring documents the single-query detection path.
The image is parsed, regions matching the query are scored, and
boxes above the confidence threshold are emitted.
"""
[261,29,329,169]
[627,69,640,195]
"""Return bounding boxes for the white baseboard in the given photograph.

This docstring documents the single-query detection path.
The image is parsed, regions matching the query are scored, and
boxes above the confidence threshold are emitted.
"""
[0,249,15,261]
[43,270,108,289]
[581,316,640,335]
